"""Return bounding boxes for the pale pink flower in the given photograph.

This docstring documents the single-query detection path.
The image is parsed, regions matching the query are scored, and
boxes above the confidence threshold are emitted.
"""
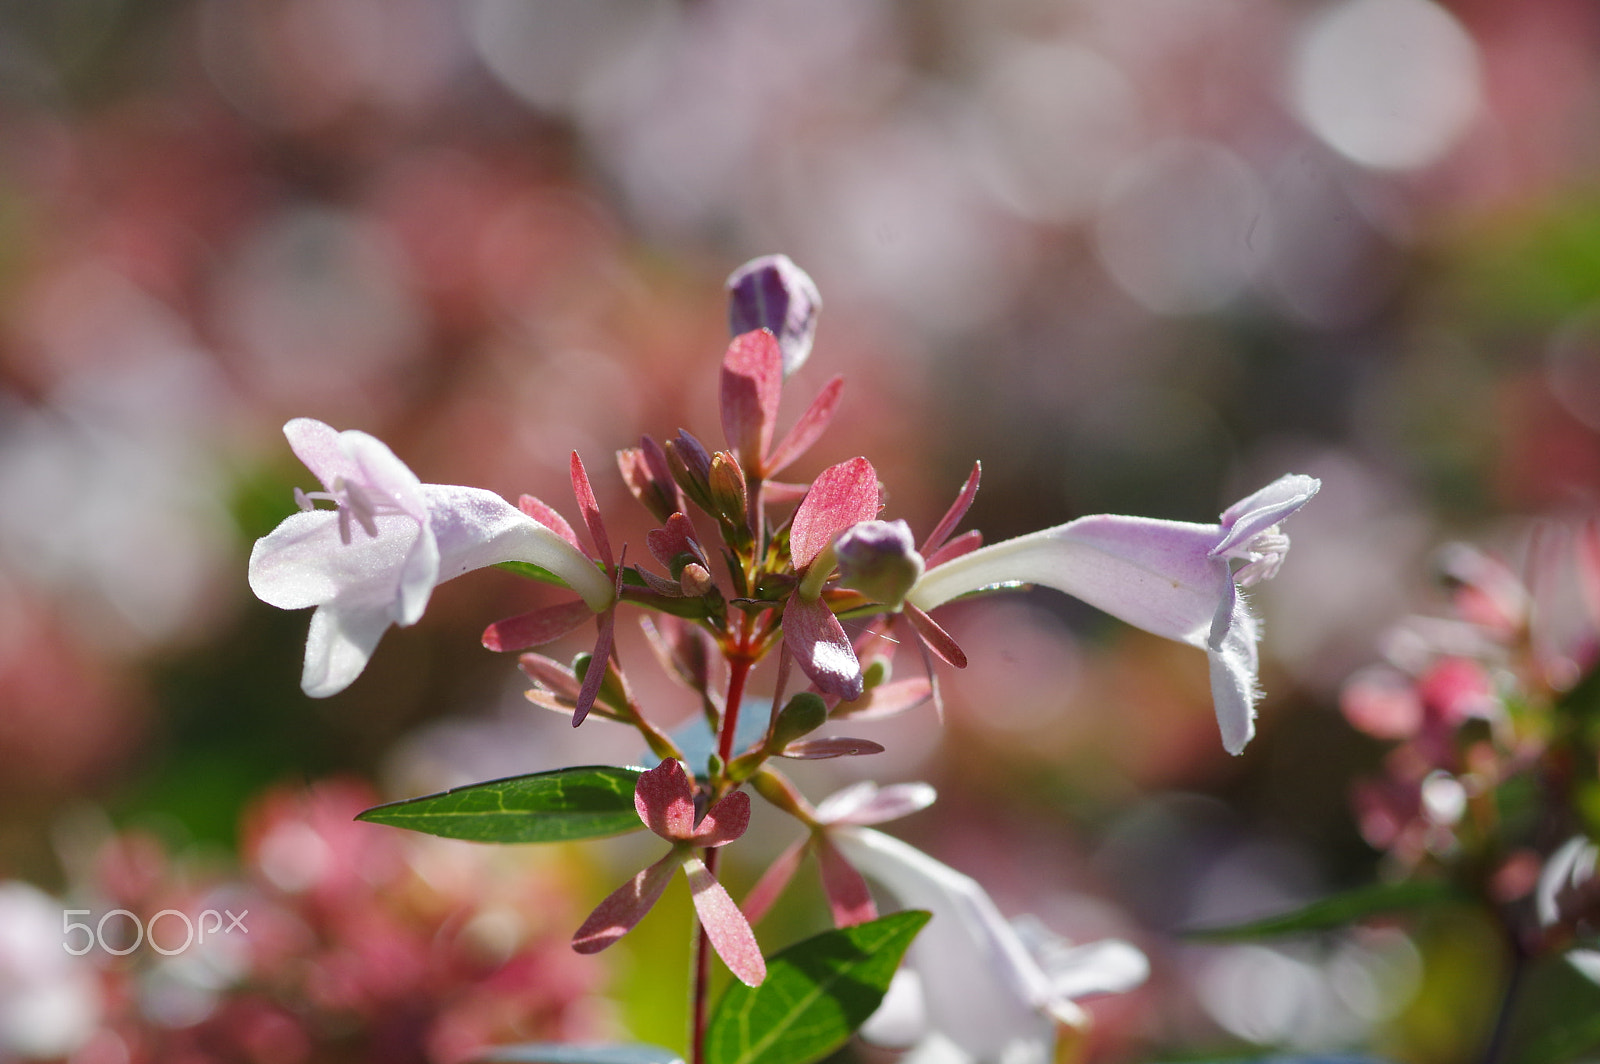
[249,419,612,697]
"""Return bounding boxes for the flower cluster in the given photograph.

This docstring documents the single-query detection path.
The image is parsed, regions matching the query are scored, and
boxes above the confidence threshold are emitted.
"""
[250,254,1317,1060]
[0,780,601,1064]
[1340,520,1600,977]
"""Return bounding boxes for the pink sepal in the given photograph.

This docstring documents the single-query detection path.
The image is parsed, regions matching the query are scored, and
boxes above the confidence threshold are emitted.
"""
[921,462,981,556]
[925,529,983,569]
[780,737,885,759]
[692,790,751,847]
[518,653,580,700]
[833,678,933,721]
[790,457,880,571]
[634,760,697,839]
[571,851,679,954]
[721,329,785,471]
[684,856,767,986]
[816,835,877,927]
[742,838,807,925]
[905,602,967,669]
[783,594,864,701]
[518,495,585,554]
[482,599,596,653]
[569,451,614,570]
[767,375,845,476]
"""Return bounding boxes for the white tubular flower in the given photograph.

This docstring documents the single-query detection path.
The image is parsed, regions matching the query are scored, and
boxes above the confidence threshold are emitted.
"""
[832,827,1147,1064]
[249,419,612,697]
[908,474,1320,754]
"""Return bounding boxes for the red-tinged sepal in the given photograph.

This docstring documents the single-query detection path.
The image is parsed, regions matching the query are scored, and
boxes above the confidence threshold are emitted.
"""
[518,495,585,554]
[742,838,807,926]
[483,599,595,653]
[766,375,845,476]
[833,677,934,721]
[790,457,880,571]
[905,602,968,669]
[572,609,616,728]
[634,760,697,839]
[684,856,767,986]
[647,513,709,575]
[570,451,614,570]
[691,790,751,847]
[634,565,685,597]
[783,594,864,700]
[925,529,983,569]
[816,835,877,927]
[518,652,581,700]
[572,851,679,954]
[780,737,885,759]
[921,462,981,556]
[721,329,785,472]
[640,614,718,693]
[763,481,811,504]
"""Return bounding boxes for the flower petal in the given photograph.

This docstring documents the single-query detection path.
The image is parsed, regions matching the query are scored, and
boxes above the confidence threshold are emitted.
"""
[572,851,680,954]
[684,856,767,986]
[783,595,864,701]
[1208,577,1261,755]
[790,457,880,572]
[832,828,1057,1063]
[283,418,357,495]
[910,515,1224,646]
[301,601,394,698]
[423,485,612,610]
[1212,474,1320,557]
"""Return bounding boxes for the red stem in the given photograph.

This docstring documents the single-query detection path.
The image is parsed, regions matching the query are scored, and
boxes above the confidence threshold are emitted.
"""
[694,620,756,1064]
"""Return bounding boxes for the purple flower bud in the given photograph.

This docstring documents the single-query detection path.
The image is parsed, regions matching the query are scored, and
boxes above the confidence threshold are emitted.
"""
[835,519,925,611]
[726,254,821,378]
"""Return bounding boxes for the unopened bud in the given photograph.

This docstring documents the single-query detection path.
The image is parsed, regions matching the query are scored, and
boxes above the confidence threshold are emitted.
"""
[771,692,828,748]
[726,254,821,379]
[618,436,681,523]
[680,563,713,597]
[835,519,925,611]
[664,430,716,515]
[709,451,750,528]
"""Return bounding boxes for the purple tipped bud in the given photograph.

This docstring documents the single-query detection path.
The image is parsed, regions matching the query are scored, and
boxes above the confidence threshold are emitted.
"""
[835,519,925,612]
[727,254,821,378]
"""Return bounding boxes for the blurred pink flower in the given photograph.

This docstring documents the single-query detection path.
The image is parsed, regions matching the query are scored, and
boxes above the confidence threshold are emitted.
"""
[249,419,613,696]
[910,474,1321,754]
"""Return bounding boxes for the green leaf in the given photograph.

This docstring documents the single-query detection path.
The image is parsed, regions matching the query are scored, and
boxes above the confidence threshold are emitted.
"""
[356,765,644,844]
[1185,879,1466,941]
[476,1044,683,1064]
[705,910,930,1064]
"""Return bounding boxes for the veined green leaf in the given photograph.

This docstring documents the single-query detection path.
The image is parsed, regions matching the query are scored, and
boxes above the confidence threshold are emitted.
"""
[356,765,644,844]
[705,910,930,1064]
